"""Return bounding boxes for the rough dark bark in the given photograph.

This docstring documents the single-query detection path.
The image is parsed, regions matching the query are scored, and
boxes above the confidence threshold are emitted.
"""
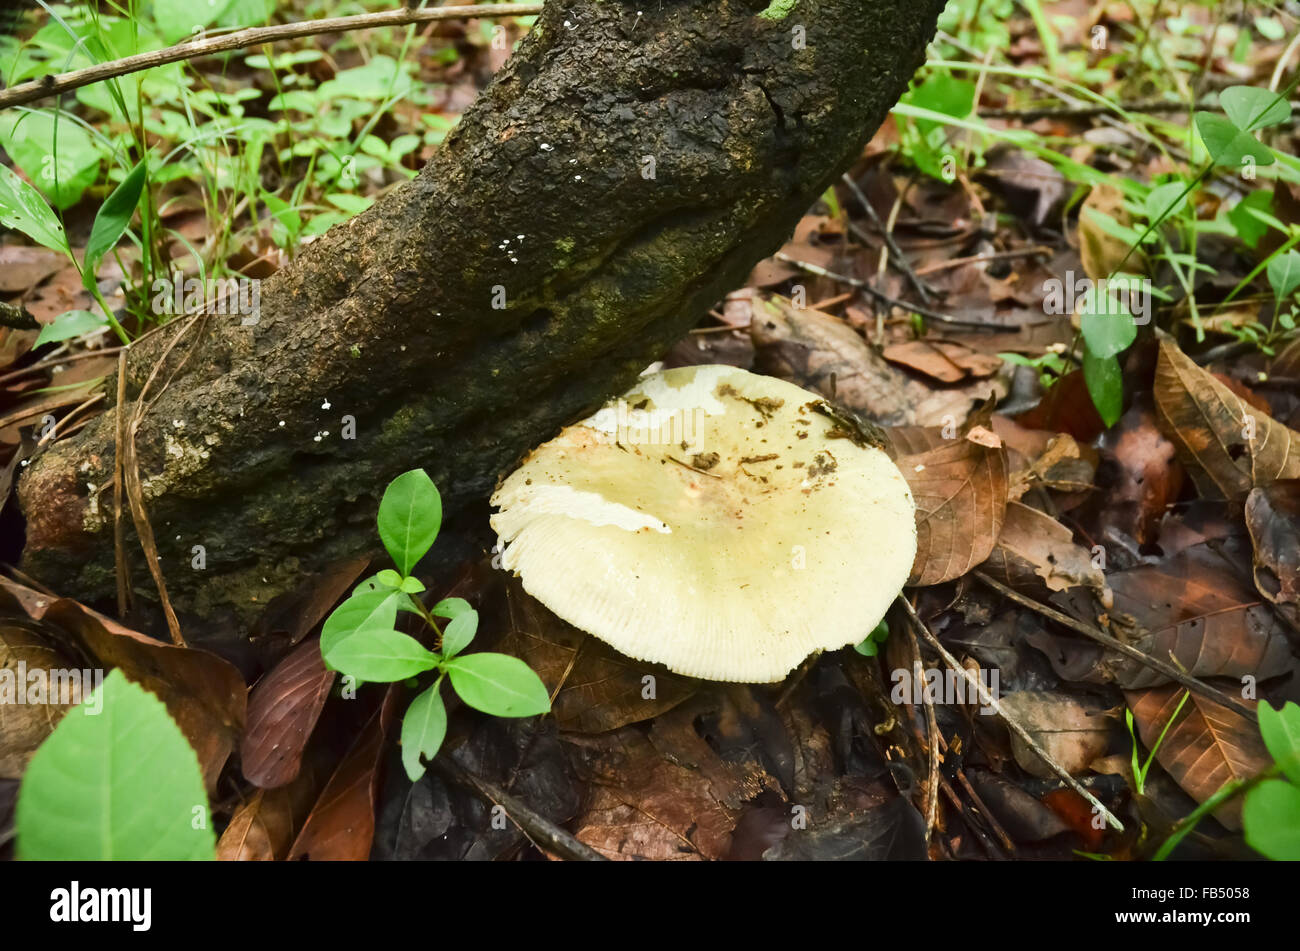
[18,0,945,624]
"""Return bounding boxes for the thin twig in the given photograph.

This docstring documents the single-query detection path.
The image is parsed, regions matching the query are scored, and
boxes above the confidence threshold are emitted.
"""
[432,757,608,862]
[0,4,545,111]
[913,245,1054,276]
[902,618,941,844]
[773,252,1000,330]
[897,595,1125,832]
[839,173,936,304]
[113,350,131,618]
[952,765,1016,854]
[973,571,1258,722]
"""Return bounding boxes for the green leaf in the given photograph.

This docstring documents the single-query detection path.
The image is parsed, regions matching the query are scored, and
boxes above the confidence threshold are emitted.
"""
[444,653,551,717]
[323,628,440,682]
[853,619,890,657]
[1258,700,1300,785]
[0,110,102,209]
[431,597,472,620]
[0,162,70,253]
[153,0,238,44]
[1080,300,1136,359]
[441,609,478,658]
[905,73,976,134]
[320,588,401,656]
[398,576,425,594]
[1219,85,1291,132]
[376,569,402,588]
[1243,780,1300,860]
[1145,181,1188,224]
[1267,251,1300,302]
[16,669,214,859]
[83,159,146,288]
[34,309,107,347]
[377,469,442,575]
[400,681,447,782]
[1195,112,1275,167]
[1083,350,1123,428]
[1228,190,1274,248]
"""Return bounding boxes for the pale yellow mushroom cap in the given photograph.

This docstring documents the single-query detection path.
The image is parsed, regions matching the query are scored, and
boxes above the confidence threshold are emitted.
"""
[489,365,917,682]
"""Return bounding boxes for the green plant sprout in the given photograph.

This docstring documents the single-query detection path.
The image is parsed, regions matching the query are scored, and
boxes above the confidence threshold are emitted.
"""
[319,469,550,783]
[1126,689,1189,797]
[853,618,890,658]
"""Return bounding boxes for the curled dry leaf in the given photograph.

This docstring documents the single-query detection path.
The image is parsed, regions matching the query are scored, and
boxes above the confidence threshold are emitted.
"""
[1008,432,1097,500]
[902,427,1009,586]
[217,763,323,861]
[1245,481,1300,611]
[241,636,335,788]
[982,501,1111,605]
[0,577,245,791]
[998,690,1118,778]
[1154,338,1300,500]
[0,624,77,778]
[1125,687,1269,830]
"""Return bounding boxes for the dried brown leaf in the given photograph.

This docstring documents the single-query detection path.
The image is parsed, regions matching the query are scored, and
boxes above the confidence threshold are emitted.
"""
[0,577,245,791]
[241,636,334,788]
[902,431,1009,585]
[1154,338,1300,500]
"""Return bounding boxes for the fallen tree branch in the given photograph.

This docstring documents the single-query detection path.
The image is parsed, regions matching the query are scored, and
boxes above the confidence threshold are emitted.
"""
[0,3,544,111]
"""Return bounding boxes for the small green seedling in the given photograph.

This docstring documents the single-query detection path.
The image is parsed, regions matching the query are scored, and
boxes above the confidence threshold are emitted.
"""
[320,469,550,782]
[853,619,891,658]
[1127,689,1189,797]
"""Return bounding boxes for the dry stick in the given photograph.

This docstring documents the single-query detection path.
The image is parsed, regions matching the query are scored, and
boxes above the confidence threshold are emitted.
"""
[773,252,1000,330]
[0,345,126,387]
[902,620,941,844]
[896,595,1125,832]
[0,4,545,111]
[432,757,608,862]
[120,314,208,647]
[913,245,1054,276]
[953,764,1016,854]
[113,350,131,618]
[839,173,936,304]
[33,393,105,446]
[972,571,1258,723]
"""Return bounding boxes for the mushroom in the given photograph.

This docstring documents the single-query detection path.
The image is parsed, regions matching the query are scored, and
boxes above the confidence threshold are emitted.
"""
[490,365,916,682]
